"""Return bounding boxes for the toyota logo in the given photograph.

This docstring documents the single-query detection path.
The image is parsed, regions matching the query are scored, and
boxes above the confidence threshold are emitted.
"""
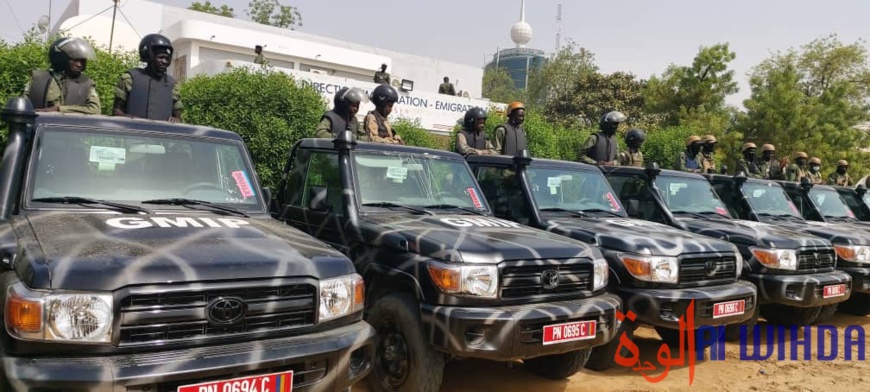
[541,270,560,289]
[206,297,247,325]
[704,260,718,276]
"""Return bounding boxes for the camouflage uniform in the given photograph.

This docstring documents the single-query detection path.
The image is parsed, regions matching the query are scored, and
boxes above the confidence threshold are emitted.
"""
[786,164,808,183]
[758,159,784,180]
[254,53,267,65]
[362,110,403,144]
[114,72,183,115]
[700,152,717,173]
[373,71,391,84]
[439,82,456,96]
[676,151,702,173]
[23,70,101,115]
[736,158,763,178]
[617,150,644,167]
[807,171,823,184]
[828,172,853,186]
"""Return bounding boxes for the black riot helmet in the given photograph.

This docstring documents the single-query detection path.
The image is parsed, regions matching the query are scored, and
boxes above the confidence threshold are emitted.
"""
[48,37,95,74]
[138,33,174,62]
[333,87,368,117]
[463,107,488,129]
[625,128,646,148]
[371,84,399,108]
[599,111,627,135]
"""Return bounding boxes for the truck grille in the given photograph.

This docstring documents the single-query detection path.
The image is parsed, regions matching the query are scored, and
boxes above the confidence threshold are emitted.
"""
[118,283,316,345]
[679,256,737,284]
[797,249,836,271]
[500,260,593,300]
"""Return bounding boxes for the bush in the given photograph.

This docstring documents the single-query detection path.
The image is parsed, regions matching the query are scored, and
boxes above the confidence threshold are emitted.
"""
[642,126,699,170]
[180,67,327,189]
[392,118,443,150]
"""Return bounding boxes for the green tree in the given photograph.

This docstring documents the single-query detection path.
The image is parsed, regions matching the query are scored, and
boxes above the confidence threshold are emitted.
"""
[188,1,235,17]
[247,0,302,30]
[482,66,522,104]
[563,71,648,128]
[180,68,325,188]
[644,43,739,130]
[737,34,870,179]
[526,40,597,123]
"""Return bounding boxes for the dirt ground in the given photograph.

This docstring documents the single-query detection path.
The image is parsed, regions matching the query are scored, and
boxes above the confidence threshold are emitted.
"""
[355,312,870,392]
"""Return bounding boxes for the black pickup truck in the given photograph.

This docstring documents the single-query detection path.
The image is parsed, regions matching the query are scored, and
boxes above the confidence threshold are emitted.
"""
[465,153,756,369]
[270,133,622,392]
[602,165,851,327]
[722,177,870,316]
[0,98,374,391]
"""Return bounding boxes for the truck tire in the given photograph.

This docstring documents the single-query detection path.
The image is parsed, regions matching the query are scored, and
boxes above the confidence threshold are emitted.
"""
[839,293,870,316]
[724,304,759,342]
[524,349,591,380]
[585,322,635,371]
[760,304,821,326]
[812,304,839,324]
[365,293,445,392]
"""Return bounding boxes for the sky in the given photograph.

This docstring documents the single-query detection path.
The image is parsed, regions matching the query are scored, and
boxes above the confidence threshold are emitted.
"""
[2,0,868,110]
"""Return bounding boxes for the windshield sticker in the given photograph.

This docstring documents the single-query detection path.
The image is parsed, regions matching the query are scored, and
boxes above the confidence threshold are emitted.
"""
[547,176,562,195]
[89,146,126,164]
[605,192,621,212]
[848,210,856,218]
[441,217,521,228]
[669,183,687,195]
[106,217,250,229]
[386,166,409,181]
[466,187,484,210]
[788,201,799,215]
[715,206,728,216]
[231,170,256,198]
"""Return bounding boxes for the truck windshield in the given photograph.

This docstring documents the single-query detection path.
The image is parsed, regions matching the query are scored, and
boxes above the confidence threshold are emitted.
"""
[654,175,729,215]
[28,126,262,209]
[741,182,801,218]
[526,166,625,215]
[809,188,854,218]
[353,151,489,212]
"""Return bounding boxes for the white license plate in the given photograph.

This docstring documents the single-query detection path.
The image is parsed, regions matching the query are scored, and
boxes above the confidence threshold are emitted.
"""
[712,299,746,318]
[177,370,293,392]
[542,320,597,345]
[824,284,847,298]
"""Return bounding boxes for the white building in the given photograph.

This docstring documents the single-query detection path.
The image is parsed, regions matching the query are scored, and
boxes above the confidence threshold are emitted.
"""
[53,0,499,135]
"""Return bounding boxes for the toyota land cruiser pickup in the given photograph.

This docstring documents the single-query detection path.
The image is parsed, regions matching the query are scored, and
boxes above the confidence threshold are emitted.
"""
[465,153,757,369]
[602,164,851,328]
[0,98,374,391]
[716,177,870,316]
[270,132,621,392]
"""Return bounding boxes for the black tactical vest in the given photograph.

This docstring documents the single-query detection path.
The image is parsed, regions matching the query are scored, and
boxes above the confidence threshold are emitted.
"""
[27,70,93,109]
[370,111,390,138]
[586,132,618,162]
[322,110,359,137]
[125,68,176,121]
[496,123,527,156]
[458,129,489,150]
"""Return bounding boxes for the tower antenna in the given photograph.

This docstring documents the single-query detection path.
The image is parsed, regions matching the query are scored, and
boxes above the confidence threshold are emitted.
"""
[556,3,562,52]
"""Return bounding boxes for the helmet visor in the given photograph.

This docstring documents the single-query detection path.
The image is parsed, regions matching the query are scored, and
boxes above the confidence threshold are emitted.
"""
[58,38,96,61]
[342,88,370,104]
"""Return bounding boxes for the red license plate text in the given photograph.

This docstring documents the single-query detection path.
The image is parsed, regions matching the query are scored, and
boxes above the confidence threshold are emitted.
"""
[177,370,293,392]
[712,300,745,319]
[542,320,596,345]
[824,284,846,298]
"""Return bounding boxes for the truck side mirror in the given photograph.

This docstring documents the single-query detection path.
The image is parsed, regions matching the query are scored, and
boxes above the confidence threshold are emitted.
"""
[719,165,728,175]
[626,199,640,217]
[857,184,867,197]
[308,186,330,212]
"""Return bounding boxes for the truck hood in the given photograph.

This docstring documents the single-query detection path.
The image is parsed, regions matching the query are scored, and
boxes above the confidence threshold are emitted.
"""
[768,219,870,246]
[543,217,736,257]
[359,214,600,263]
[678,217,831,250]
[23,213,352,291]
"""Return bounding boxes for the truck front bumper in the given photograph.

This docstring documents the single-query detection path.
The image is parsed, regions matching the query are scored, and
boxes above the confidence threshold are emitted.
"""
[3,321,375,392]
[617,281,757,329]
[838,266,870,294]
[420,293,622,361]
[746,270,853,307]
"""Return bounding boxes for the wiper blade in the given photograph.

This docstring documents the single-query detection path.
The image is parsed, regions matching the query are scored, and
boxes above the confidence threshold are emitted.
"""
[581,208,622,217]
[539,207,586,217]
[361,202,434,215]
[423,204,486,216]
[31,196,151,214]
[141,198,249,217]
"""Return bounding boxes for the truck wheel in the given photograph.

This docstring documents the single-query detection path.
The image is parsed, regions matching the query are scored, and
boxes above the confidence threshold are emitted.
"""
[365,293,445,392]
[584,321,635,371]
[812,304,839,324]
[724,304,759,342]
[524,349,591,380]
[760,304,821,326]
[839,293,870,316]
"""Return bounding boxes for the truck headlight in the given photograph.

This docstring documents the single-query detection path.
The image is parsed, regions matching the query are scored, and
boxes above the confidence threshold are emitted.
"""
[593,258,608,290]
[5,282,113,343]
[834,245,870,264]
[618,253,679,283]
[319,274,365,322]
[733,246,744,277]
[749,247,798,270]
[428,262,498,298]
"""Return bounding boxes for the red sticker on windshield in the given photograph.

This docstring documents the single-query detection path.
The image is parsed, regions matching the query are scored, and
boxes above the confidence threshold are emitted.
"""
[788,201,799,215]
[605,192,621,211]
[715,206,728,216]
[231,170,255,199]
[467,187,483,209]
[848,210,856,218]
